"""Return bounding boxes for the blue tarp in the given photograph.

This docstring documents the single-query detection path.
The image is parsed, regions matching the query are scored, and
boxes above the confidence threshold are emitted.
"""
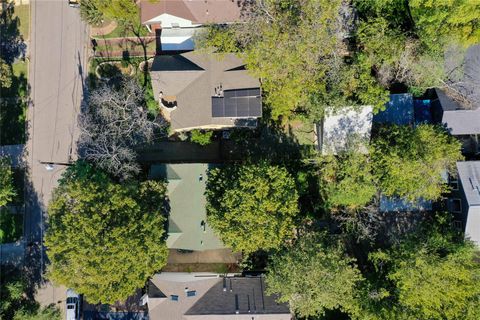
[414,99,432,124]
[373,94,414,125]
[379,196,432,213]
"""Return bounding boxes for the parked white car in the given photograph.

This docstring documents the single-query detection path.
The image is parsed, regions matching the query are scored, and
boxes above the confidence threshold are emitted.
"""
[66,289,80,320]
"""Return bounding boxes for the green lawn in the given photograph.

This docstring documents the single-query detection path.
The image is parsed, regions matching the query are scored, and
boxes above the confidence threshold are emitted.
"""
[0,208,23,244]
[13,5,29,40]
[12,60,27,79]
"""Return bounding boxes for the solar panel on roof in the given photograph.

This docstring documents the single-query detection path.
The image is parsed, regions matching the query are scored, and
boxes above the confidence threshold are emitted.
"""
[224,98,237,117]
[211,88,262,118]
[212,97,224,117]
[236,98,250,117]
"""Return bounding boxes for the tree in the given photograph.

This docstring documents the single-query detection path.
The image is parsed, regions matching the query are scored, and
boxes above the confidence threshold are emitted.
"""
[79,0,140,27]
[0,58,12,88]
[319,152,377,209]
[410,0,480,50]
[45,161,169,304]
[79,0,105,26]
[14,306,61,320]
[78,78,165,181]
[371,124,463,201]
[266,233,364,318]
[367,222,480,319]
[205,163,299,254]
[0,156,16,207]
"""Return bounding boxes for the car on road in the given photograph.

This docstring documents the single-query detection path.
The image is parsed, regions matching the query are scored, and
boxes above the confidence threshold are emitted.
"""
[66,289,81,320]
[68,0,80,8]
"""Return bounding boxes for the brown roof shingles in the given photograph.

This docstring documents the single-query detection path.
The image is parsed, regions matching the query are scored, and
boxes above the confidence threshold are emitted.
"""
[140,0,244,25]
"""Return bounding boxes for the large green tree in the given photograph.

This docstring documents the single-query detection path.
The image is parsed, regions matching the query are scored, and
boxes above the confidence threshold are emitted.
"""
[319,152,377,209]
[205,163,299,254]
[45,161,169,304]
[410,0,480,50]
[266,233,364,318]
[0,156,16,207]
[372,124,463,201]
[367,223,480,319]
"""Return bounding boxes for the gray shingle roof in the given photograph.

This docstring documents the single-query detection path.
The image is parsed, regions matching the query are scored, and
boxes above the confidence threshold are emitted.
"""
[150,52,261,131]
[185,277,290,316]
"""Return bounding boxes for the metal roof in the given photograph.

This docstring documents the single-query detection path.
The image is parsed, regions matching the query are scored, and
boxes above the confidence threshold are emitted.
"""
[457,161,480,206]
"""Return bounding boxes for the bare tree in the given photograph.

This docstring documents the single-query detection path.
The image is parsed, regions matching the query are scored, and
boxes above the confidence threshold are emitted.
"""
[78,78,166,180]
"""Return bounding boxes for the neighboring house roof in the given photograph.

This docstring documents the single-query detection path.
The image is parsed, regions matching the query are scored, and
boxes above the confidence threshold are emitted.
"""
[317,106,373,155]
[434,45,480,134]
[441,108,480,135]
[373,93,414,126]
[140,0,244,25]
[146,273,291,320]
[149,164,225,251]
[150,52,261,131]
[456,161,480,246]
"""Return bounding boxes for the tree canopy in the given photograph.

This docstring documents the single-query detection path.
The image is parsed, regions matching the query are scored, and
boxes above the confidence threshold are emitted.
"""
[78,78,165,181]
[45,161,169,304]
[319,152,377,209]
[0,58,12,88]
[371,124,463,201]
[205,163,299,254]
[367,222,480,319]
[0,156,16,207]
[266,232,363,318]
[79,0,140,26]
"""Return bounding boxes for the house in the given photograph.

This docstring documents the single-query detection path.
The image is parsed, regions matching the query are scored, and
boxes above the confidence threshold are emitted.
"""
[150,52,262,132]
[149,163,225,251]
[449,161,480,246]
[315,106,373,154]
[431,45,480,155]
[142,273,292,320]
[140,0,244,51]
[373,93,414,126]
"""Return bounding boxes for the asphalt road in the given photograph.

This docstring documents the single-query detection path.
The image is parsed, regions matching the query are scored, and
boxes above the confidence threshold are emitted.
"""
[25,0,87,260]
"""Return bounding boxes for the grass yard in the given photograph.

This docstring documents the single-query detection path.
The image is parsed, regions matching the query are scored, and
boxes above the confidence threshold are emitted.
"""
[12,4,30,40]
[0,208,23,244]
[12,60,27,79]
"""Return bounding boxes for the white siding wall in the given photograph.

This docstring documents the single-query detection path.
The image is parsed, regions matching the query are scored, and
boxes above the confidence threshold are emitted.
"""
[145,13,201,28]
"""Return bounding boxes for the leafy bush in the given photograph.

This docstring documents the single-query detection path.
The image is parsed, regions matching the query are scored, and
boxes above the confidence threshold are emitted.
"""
[190,130,213,146]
